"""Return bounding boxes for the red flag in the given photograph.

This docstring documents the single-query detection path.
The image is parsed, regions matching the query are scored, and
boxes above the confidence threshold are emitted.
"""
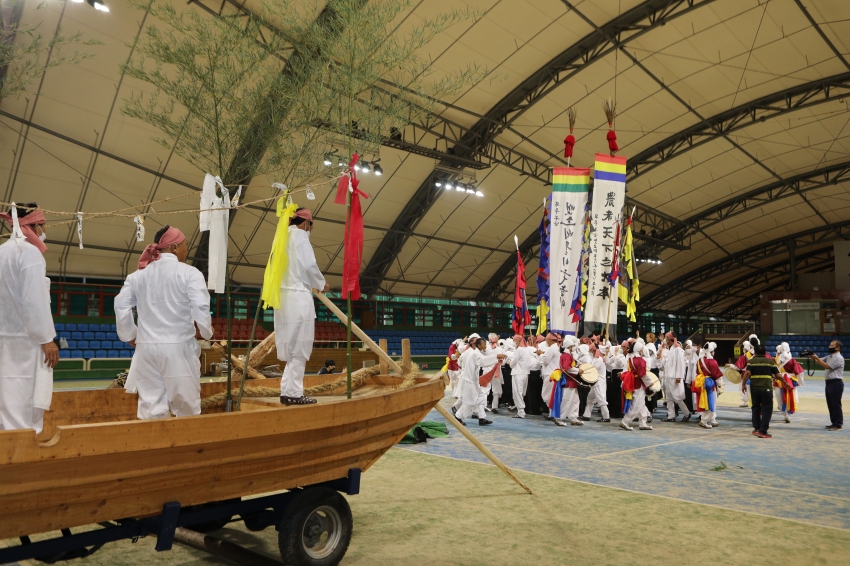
[512,250,532,335]
[335,154,369,300]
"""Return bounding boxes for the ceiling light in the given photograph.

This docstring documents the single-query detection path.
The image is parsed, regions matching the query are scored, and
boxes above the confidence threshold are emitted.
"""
[87,0,109,11]
[361,162,371,174]
[71,0,84,3]
[466,188,475,194]
[323,155,332,166]
[455,186,464,192]
[373,164,383,176]
[435,181,442,187]
[338,159,346,167]
[475,190,484,197]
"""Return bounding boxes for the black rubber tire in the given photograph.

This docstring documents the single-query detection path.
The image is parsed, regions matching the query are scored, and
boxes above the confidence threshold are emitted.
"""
[278,487,352,566]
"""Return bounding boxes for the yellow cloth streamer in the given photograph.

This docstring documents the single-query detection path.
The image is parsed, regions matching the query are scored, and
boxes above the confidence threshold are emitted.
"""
[260,197,298,309]
[537,299,549,334]
[441,358,449,373]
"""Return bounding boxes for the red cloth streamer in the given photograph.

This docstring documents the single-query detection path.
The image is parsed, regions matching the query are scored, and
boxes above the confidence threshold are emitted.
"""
[606,124,618,153]
[512,250,532,335]
[0,208,47,253]
[335,154,370,300]
[563,133,575,158]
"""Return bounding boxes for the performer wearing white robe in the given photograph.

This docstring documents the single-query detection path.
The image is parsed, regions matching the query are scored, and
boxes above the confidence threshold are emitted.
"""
[451,334,478,416]
[582,342,610,421]
[659,332,690,422]
[274,209,329,405]
[455,337,503,426]
[508,335,530,418]
[447,339,463,397]
[556,337,582,426]
[115,226,213,420]
[620,338,653,431]
[485,334,504,413]
[537,334,562,418]
[0,204,56,434]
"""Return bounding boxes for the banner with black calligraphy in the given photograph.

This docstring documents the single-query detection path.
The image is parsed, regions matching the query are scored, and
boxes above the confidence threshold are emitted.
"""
[585,154,626,324]
[549,167,590,335]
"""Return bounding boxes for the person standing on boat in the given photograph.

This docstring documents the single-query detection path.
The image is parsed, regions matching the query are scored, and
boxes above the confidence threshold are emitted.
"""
[275,208,329,406]
[115,225,213,420]
[455,337,505,426]
[0,203,57,434]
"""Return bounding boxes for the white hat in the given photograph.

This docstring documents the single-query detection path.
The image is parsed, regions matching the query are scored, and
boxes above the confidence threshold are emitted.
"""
[748,333,760,345]
[780,342,790,354]
[704,342,717,356]
[563,335,578,349]
[685,339,693,348]
[577,344,590,356]
[633,337,645,354]
[468,333,480,340]
[743,340,753,353]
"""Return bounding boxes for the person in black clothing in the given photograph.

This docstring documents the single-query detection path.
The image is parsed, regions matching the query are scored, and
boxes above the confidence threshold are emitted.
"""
[741,344,780,438]
[318,359,336,375]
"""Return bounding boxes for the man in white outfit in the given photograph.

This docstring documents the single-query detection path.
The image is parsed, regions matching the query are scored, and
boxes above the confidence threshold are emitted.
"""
[582,342,610,422]
[452,334,477,417]
[555,337,583,426]
[659,331,691,423]
[274,208,329,405]
[115,225,213,420]
[485,333,504,414]
[455,337,505,426]
[537,333,562,419]
[0,203,57,434]
[620,338,653,431]
[508,335,530,418]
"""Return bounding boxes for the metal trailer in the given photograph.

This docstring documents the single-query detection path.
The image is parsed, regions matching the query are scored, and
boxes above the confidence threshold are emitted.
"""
[0,468,361,566]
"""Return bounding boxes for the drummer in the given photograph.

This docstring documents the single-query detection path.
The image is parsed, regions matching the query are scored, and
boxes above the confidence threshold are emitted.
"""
[774,342,804,424]
[620,338,653,431]
[729,334,758,408]
[581,341,610,422]
[553,337,583,426]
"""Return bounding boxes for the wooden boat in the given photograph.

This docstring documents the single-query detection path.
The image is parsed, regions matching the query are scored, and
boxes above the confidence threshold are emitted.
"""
[0,373,445,540]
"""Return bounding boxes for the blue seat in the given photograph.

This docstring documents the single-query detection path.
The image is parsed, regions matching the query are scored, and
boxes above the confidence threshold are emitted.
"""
[83,350,95,359]
[77,324,89,331]
[95,332,106,340]
[83,331,95,340]
[54,323,66,331]
[67,340,77,349]
[71,331,83,340]
[99,324,111,332]
[59,331,71,339]
[65,323,77,331]
[107,350,119,358]
[90,340,101,349]
[101,341,112,349]
[122,350,134,358]
[77,340,89,349]
[110,324,117,331]
[95,350,107,358]
[107,332,118,341]
[59,350,71,359]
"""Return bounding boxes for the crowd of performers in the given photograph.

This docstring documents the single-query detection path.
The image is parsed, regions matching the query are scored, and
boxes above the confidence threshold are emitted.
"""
[444,330,809,436]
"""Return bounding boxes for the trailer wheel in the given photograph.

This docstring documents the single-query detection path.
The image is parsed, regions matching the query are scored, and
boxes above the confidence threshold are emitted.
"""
[278,487,352,566]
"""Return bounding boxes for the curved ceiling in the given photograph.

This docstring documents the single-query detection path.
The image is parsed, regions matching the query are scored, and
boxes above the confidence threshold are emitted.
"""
[1,0,848,317]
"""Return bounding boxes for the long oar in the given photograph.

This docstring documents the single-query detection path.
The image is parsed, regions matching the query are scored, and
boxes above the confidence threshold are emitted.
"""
[314,291,532,494]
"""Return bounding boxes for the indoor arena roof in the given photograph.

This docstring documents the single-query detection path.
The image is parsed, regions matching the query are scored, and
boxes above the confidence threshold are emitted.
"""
[2,0,849,317]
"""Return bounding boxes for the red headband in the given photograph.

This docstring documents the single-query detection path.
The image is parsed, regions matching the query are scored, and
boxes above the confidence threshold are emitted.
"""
[294,208,313,223]
[138,227,185,269]
[0,208,47,253]
[512,334,526,347]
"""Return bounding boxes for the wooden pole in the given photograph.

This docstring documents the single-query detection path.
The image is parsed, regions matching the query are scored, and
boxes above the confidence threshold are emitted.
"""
[314,291,532,494]
[379,338,388,374]
[174,528,282,566]
[401,338,411,373]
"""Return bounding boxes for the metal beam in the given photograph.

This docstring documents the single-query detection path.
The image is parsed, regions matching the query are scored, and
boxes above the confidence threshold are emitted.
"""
[360,0,713,295]
[626,72,850,181]
[793,0,850,72]
[679,246,834,314]
[640,220,850,309]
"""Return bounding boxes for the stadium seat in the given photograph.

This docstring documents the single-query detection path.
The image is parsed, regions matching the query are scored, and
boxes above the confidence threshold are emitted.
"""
[95,350,107,358]
[95,331,106,340]
[54,323,65,332]
[71,331,83,340]
[59,331,71,339]
[71,350,83,358]
[99,324,111,332]
[67,340,77,349]
[107,351,119,358]
[83,331,95,340]
[107,332,118,341]
[121,350,134,358]
[77,324,89,331]
[77,341,90,349]
[65,323,77,331]
[101,341,112,349]
[110,324,117,331]
[83,350,95,359]
[59,351,70,359]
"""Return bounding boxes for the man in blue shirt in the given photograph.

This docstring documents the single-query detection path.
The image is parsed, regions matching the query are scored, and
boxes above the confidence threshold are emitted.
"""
[810,340,844,431]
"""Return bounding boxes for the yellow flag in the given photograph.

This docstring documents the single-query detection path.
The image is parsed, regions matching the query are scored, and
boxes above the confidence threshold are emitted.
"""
[537,299,549,334]
[260,197,298,309]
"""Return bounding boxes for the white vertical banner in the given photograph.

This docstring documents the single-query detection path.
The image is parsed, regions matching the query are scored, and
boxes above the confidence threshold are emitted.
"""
[549,167,590,335]
[76,212,84,249]
[585,153,627,324]
[835,240,850,289]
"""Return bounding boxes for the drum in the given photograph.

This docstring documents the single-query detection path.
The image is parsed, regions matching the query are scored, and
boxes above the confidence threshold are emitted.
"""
[572,363,599,388]
[724,366,742,385]
[644,370,661,397]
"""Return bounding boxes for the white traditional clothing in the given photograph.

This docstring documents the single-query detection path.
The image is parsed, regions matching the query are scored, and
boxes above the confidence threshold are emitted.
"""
[0,238,54,434]
[485,342,505,411]
[274,226,326,398]
[455,347,500,422]
[583,349,609,420]
[115,254,213,419]
[199,174,240,294]
[538,342,560,414]
[659,344,690,420]
[509,343,531,418]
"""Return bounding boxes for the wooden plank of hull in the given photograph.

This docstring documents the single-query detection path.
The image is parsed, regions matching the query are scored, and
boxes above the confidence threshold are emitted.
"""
[0,379,443,539]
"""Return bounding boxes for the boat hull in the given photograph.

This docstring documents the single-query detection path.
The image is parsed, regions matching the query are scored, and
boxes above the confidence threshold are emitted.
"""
[0,375,444,539]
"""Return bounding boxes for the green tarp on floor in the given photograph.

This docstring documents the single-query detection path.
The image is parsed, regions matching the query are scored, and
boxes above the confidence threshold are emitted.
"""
[399,421,449,444]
